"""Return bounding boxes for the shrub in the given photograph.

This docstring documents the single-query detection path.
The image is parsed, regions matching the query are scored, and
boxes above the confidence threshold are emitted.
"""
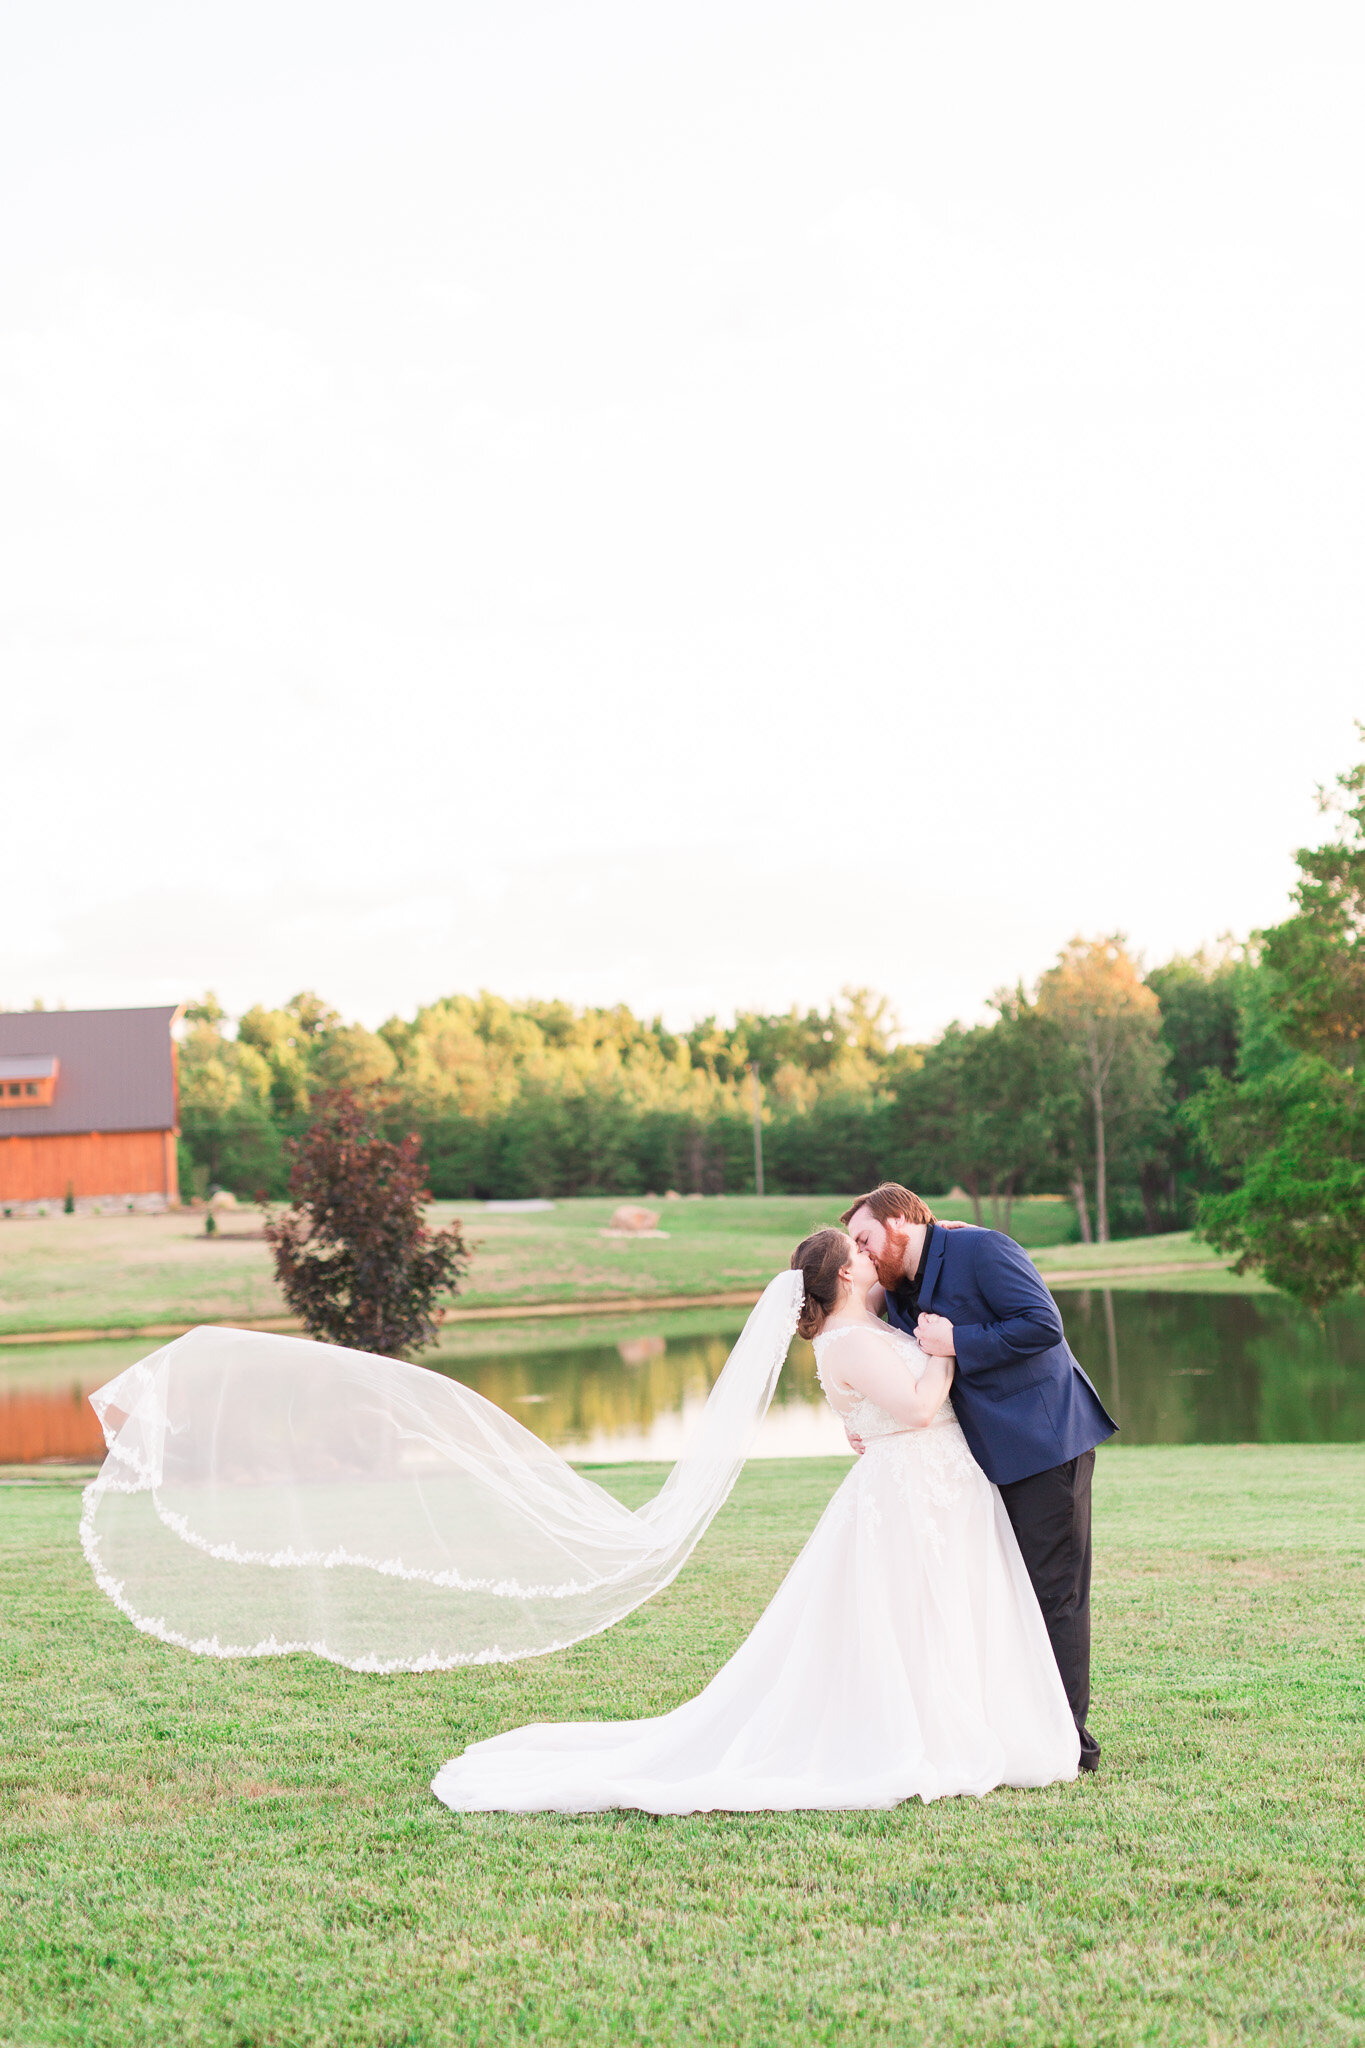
[266,1091,470,1357]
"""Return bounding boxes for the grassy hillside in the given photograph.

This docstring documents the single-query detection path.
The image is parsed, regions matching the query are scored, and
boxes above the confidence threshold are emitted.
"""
[1032,1231,1253,1291]
[0,1196,1245,1343]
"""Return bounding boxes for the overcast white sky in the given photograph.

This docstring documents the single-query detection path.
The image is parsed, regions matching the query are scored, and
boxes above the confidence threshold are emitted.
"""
[4,1,1362,1039]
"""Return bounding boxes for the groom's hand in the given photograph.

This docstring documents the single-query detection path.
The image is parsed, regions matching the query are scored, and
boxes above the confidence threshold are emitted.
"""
[845,1426,867,1457]
[915,1313,956,1357]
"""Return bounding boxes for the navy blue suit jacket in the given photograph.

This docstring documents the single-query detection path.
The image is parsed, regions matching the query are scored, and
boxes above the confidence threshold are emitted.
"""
[882,1223,1115,1487]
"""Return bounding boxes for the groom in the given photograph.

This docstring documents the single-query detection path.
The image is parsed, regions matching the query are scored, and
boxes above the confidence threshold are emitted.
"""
[842,1183,1116,1772]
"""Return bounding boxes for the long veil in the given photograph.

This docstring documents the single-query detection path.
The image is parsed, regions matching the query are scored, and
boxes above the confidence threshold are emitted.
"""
[80,1271,805,1673]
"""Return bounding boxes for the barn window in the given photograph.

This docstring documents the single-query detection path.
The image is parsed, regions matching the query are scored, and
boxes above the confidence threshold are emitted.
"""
[0,1058,58,1107]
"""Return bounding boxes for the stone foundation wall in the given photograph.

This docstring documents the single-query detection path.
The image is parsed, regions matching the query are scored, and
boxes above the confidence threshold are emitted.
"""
[0,1192,173,1219]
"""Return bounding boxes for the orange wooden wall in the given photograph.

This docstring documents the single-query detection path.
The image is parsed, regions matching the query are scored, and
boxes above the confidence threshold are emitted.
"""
[0,1129,177,1202]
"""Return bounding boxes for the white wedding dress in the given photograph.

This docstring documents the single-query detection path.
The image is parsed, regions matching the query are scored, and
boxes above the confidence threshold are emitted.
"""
[431,1321,1080,1814]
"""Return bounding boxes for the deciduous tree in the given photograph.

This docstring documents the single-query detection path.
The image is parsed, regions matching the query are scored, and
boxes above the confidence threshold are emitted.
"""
[1260,751,1365,1067]
[1193,744,1365,1307]
[1144,945,1243,1226]
[1193,1057,1365,1309]
[177,995,282,1198]
[961,993,1074,1234]
[1037,937,1167,1243]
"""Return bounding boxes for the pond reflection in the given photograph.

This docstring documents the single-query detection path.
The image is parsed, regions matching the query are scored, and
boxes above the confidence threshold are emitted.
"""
[428,1291,1365,1457]
[1059,1289,1365,1444]
[2,1289,1364,1466]
[428,1329,846,1461]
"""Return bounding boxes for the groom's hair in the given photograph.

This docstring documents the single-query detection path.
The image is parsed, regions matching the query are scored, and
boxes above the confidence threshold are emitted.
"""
[839,1183,936,1230]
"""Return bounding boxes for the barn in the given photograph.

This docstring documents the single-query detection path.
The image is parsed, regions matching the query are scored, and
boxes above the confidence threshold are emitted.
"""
[0,1006,183,1215]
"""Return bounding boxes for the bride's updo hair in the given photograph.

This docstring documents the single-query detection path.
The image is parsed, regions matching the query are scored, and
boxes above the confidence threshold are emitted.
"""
[790,1228,852,1341]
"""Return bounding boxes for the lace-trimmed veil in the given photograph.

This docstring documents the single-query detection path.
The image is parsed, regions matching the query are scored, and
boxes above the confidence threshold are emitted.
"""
[81,1270,804,1672]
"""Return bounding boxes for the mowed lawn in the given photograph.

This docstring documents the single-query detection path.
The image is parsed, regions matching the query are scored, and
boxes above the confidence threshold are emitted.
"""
[0,1196,1224,1341]
[2,1447,1362,2046]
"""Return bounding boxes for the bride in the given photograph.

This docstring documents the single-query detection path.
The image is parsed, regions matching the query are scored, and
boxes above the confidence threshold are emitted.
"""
[430,1228,1079,1813]
[82,1227,1079,1815]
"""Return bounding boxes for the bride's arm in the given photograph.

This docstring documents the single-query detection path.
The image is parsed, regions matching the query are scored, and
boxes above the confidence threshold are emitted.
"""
[831,1331,954,1429]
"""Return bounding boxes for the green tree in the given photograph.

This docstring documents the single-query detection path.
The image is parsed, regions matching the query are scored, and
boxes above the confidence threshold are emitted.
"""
[1144,945,1243,1226]
[960,993,1074,1233]
[1260,751,1365,1063]
[1230,955,1295,1084]
[1037,937,1169,1243]
[1193,745,1365,1307]
[1194,1058,1365,1308]
[177,994,283,1196]
[1146,946,1241,1103]
[887,1027,963,1200]
[890,996,1073,1231]
[237,1002,313,1119]
[310,1024,397,1093]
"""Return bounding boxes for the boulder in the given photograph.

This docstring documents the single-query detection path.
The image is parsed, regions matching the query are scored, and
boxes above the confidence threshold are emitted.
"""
[608,1204,660,1234]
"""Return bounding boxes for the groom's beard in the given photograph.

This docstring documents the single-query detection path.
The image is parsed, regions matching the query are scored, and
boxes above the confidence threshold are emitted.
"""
[872,1233,910,1292]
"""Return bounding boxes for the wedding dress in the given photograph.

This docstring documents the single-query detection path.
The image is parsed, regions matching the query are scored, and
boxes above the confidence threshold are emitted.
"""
[431,1320,1080,1813]
[82,1279,1079,1812]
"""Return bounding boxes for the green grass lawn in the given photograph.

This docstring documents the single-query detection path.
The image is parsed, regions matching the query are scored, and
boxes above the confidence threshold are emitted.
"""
[1031,1233,1252,1291]
[3,1448,1361,2045]
[442,1194,1082,1312]
[0,1210,287,1337]
[1,1197,1247,1344]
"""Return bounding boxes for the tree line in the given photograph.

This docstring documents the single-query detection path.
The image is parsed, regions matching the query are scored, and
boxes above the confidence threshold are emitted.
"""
[173,735,1365,1304]
[177,943,1245,1242]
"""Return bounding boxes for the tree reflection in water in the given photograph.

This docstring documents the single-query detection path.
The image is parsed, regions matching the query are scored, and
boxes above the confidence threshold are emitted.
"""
[1059,1289,1365,1444]
[429,1327,846,1461]
[3,1293,1364,1466]
[434,1293,1365,1455]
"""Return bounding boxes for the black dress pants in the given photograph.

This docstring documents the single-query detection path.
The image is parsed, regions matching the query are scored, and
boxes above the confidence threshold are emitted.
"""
[996,1450,1099,1771]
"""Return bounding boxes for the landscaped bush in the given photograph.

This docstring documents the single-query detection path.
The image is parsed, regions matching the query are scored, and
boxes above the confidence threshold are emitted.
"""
[265,1090,469,1356]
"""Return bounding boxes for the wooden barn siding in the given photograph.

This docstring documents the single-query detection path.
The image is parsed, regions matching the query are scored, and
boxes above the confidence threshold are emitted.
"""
[0,1130,173,1201]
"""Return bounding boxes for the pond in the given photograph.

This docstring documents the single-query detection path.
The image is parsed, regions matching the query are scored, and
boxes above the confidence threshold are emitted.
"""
[2,1288,1363,1468]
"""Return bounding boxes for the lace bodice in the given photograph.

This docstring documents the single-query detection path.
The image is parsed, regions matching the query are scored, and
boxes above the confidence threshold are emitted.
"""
[811,1321,956,1440]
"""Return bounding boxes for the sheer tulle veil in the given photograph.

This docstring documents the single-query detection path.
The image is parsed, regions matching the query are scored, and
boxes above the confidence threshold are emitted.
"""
[81,1270,805,1672]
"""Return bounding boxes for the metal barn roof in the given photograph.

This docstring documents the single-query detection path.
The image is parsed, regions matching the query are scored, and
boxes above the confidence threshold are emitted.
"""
[0,1007,179,1135]
[0,1057,58,1082]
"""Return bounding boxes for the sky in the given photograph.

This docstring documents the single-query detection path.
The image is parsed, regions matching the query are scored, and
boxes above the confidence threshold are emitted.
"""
[4,0,1363,1041]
